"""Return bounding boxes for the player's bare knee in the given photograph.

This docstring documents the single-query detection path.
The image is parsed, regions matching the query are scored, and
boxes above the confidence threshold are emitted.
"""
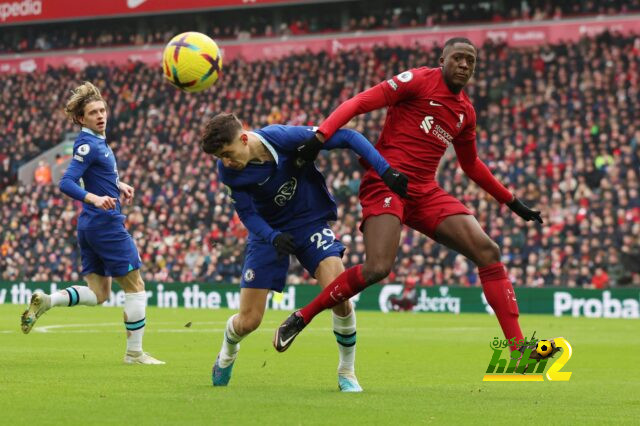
[135,275,145,293]
[362,262,392,283]
[477,239,501,266]
[238,312,262,335]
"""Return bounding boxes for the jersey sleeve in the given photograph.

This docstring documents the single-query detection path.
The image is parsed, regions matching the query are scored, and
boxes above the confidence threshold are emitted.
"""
[453,109,513,204]
[322,129,390,177]
[378,69,425,106]
[261,125,318,151]
[226,186,281,244]
[58,140,96,202]
[318,69,423,139]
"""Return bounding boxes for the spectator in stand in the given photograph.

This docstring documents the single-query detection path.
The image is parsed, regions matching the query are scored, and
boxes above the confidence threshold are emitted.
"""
[1,33,639,288]
[34,160,52,185]
[1,0,639,54]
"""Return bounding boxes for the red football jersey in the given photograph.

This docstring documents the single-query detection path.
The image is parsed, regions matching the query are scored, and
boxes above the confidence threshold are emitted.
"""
[376,67,475,185]
[318,67,513,203]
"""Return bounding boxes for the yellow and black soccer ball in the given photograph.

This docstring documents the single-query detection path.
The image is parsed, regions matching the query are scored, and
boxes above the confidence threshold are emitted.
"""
[162,32,222,93]
[536,340,554,357]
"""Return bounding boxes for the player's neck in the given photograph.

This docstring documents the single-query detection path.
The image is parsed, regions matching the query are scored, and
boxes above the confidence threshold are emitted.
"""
[444,79,463,94]
[248,134,274,163]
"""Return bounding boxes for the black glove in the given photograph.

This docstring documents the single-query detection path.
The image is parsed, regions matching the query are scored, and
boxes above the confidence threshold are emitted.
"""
[294,133,324,168]
[507,197,543,223]
[381,167,410,199]
[273,233,296,258]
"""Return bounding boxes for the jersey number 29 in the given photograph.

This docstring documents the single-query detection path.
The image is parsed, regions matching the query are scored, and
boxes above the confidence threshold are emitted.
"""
[310,228,335,251]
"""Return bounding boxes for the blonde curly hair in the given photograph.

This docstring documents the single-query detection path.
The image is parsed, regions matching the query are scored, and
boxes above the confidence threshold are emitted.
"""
[64,82,106,125]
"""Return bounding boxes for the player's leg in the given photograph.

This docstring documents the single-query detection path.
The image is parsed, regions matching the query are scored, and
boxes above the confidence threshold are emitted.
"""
[213,288,269,386]
[214,240,288,385]
[98,223,162,364]
[20,230,103,334]
[113,269,163,364]
[434,214,524,350]
[296,214,402,324]
[315,257,362,392]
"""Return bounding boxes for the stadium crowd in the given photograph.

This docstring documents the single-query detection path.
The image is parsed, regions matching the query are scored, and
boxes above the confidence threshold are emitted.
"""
[1,0,638,54]
[1,32,639,288]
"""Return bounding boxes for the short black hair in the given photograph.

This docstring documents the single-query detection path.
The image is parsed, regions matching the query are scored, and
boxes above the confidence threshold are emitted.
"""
[443,37,476,54]
[200,113,243,155]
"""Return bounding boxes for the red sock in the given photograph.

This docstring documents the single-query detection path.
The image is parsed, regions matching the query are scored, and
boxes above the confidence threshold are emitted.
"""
[298,265,366,324]
[479,262,524,351]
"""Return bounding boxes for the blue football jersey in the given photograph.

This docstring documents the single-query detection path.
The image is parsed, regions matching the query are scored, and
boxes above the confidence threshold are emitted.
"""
[59,127,125,230]
[218,125,390,244]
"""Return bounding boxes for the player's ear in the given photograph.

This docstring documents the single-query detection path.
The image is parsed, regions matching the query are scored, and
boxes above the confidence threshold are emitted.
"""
[240,133,248,144]
[439,55,445,66]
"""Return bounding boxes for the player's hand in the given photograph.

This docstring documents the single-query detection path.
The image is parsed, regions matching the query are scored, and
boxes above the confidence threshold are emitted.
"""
[382,167,410,198]
[272,233,296,258]
[119,182,134,205]
[294,133,324,168]
[507,197,543,223]
[89,194,118,210]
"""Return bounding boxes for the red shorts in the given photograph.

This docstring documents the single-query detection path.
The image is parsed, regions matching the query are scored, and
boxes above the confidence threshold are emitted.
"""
[358,170,472,239]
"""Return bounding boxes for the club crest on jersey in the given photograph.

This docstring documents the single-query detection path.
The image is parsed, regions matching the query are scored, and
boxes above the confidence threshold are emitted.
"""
[457,113,464,128]
[383,197,392,208]
[274,177,297,207]
[397,71,413,83]
[244,269,255,282]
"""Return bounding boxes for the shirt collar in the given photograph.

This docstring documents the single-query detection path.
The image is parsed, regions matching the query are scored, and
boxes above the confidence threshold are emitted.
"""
[81,127,106,139]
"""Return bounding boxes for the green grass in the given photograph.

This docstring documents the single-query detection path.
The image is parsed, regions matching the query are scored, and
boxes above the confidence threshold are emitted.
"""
[1,305,638,425]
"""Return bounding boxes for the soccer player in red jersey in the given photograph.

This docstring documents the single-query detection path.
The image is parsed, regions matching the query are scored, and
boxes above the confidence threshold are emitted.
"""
[274,38,559,358]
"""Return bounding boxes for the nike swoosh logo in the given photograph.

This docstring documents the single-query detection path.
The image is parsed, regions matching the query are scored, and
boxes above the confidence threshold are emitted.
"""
[105,152,110,157]
[127,0,147,9]
[430,101,442,106]
[257,176,270,186]
[322,242,335,251]
[278,333,296,348]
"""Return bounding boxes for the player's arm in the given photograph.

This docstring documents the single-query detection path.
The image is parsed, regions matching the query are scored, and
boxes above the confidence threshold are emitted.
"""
[229,187,296,256]
[454,125,542,223]
[297,69,421,163]
[322,129,410,198]
[59,144,116,210]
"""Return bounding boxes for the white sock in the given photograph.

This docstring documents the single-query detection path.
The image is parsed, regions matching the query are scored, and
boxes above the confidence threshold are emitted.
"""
[124,291,147,354]
[50,286,98,307]
[333,307,357,375]
[218,314,243,368]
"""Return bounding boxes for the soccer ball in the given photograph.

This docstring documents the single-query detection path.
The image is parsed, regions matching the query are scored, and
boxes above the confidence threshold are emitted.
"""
[162,32,223,93]
[536,340,553,357]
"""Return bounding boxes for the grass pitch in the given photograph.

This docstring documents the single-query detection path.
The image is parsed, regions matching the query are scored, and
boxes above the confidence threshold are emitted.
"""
[1,304,638,425]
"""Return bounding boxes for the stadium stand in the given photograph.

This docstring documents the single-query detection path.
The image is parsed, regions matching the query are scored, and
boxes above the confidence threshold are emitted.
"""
[1,0,639,53]
[2,31,639,287]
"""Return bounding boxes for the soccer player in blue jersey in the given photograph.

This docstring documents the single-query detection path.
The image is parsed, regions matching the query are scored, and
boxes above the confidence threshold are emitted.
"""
[201,113,409,391]
[20,82,163,365]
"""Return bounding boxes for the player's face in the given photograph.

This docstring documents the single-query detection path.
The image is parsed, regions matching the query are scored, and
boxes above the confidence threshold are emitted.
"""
[440,43,476,91]
[216,133,250,170]
[80,100,107,136]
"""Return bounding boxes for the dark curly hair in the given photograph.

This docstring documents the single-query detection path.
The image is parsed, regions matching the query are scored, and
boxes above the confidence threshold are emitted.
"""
[200,113,243,155]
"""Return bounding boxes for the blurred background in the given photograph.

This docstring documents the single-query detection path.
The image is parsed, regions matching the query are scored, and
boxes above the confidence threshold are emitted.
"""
[1,0,639,289]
